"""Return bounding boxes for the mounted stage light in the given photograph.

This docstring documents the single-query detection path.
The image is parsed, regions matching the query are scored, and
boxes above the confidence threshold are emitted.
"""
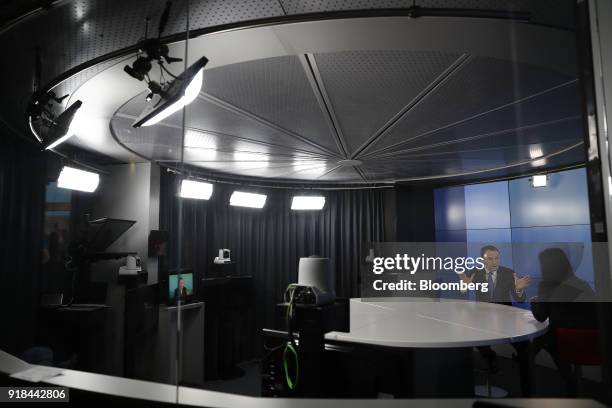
[43,100,83,150]
[57,165,100,192]
[179,179,213,200]
[132,56,208,128]
[531,174,548,188]
[529,144,547,167]
[291,196,326,210]
[124,1,181,82]
[124,56,153,81]
[230,191,267,209]
[27,89,74,145]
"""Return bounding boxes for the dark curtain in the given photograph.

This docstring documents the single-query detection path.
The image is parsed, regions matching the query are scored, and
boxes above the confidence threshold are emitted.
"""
[0,137,46,354]
[395,185,435,242]
[160,169,387,359]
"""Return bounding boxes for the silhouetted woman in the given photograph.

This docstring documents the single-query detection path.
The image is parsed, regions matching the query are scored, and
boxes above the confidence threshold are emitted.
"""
[531,247,597,395]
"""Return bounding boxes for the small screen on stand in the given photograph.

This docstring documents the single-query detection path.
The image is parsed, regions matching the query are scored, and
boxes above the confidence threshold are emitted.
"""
[169,272,194,304]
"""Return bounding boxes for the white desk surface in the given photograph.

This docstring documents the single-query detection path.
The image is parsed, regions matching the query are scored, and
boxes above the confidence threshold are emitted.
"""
[325,298,548,348]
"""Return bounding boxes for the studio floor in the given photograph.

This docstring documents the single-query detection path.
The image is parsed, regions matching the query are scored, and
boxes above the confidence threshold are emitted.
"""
[199,353,605,400]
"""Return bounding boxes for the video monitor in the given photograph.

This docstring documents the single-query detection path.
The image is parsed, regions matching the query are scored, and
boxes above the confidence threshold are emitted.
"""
[168,272,194,303]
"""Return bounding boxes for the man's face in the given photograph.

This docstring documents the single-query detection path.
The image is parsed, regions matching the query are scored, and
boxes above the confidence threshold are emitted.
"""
[483,250,500,271]
[179,279,184,289]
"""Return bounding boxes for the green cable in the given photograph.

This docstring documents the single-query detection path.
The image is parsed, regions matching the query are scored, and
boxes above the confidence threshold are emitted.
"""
[283,286,299,390]
[283,342,299,390]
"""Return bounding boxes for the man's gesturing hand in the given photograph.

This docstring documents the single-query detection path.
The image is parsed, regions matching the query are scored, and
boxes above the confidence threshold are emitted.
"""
[514,274,531,290]
[460,272,475,284]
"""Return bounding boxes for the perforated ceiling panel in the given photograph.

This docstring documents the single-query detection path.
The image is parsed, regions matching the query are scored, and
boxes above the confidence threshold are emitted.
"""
[279,0,574,28]
[377,116,584,159]
[164,0,283,34]
[202,55,341,155]
[377,83,583,155]
[363,55,576,156]
[280,0,528,15]
[359,138,583,181]
[313,50,461,155]
[113,96,338,159]
[111,38,584,184]
[280,0,419,14]
[445,147,584,184]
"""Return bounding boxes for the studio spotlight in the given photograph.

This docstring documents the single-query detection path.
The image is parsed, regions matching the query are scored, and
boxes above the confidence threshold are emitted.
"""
[229,191,267,209]
[529,144,547,167]
[27,90,70,143]
[146,81,163,101]
[531,174,548,188]
[43,100,83,150]
[291,196,326,210]
[132,56,208,127]
[124,56,152,81]
[28,90,69,118]
[57,166,100,193]
[123,1,184,105]
[179,179,213,200]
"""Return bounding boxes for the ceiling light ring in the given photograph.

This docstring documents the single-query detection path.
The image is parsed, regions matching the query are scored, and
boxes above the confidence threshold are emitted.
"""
[26,7,572,184]
[29,6,550,140]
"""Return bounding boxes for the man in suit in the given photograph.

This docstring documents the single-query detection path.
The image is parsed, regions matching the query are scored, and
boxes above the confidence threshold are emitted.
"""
[460,245,531,304]
[459,245,533,395]
[174,278,189,303]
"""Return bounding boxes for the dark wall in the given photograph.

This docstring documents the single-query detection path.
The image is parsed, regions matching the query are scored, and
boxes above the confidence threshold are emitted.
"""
[159,169,389,358]
[0,136,46,354]
[395,185,436,242]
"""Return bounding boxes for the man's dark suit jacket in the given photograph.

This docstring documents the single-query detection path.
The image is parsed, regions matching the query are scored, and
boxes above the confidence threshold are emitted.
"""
[174,287,188,302]
[465,266,526,304]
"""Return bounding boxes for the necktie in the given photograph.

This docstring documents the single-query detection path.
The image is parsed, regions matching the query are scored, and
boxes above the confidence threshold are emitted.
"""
[487,271,494,301]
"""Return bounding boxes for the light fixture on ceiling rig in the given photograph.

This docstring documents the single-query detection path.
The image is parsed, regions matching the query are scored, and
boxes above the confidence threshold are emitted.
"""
[291,196,326,210]
[123,1,182,85]
[42,100,83,150]
[132,56,207,127]
[122,1,208,127]
[531,174,548,188]
[230,191,267,209]
[27,90,83,150]
[179,178,213,200]
[27,43,84,150]
[57,165,100,193]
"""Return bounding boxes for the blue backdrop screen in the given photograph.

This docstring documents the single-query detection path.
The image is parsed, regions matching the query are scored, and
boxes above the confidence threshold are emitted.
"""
[434,168,593,302]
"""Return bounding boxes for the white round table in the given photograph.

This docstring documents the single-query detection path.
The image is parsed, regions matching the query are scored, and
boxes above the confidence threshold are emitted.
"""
[325,297,548,348]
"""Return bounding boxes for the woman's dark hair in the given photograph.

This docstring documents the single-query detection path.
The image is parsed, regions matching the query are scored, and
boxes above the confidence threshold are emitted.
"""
[539,248,573,284]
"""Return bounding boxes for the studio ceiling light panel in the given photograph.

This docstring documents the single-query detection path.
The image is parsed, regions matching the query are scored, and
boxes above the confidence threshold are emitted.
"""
[179,179,213,200]
[43,100,83,150]
[291,196,326,210]
[133,56,208,128]
[230,191,267,208]
[531,174,548,188]
[57,166,100,193]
